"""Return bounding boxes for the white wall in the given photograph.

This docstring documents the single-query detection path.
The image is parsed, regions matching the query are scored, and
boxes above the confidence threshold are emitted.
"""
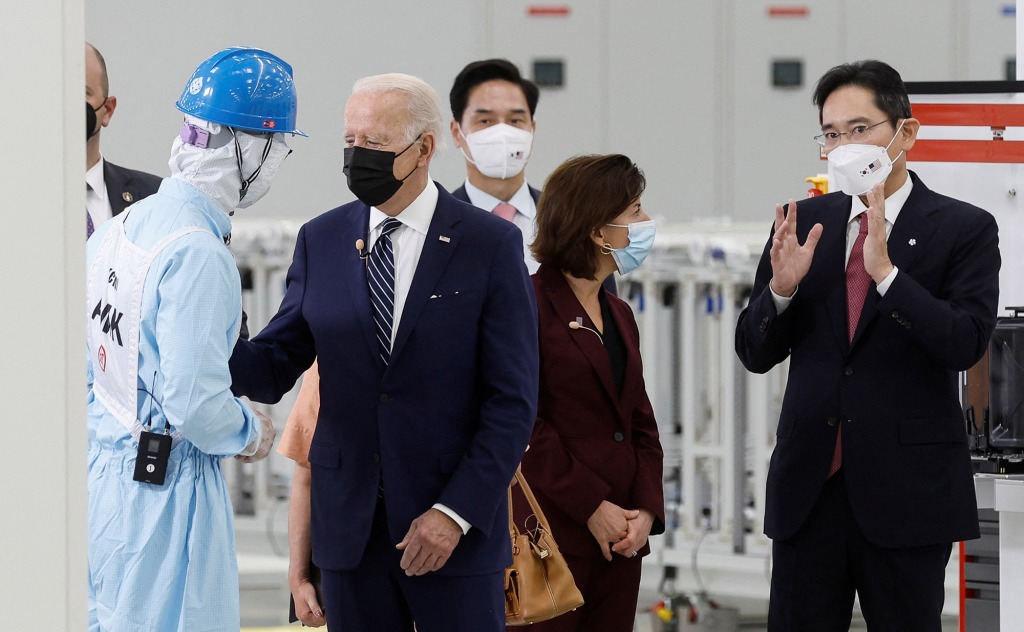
[0,1,88,630]
[87,0,1016,228]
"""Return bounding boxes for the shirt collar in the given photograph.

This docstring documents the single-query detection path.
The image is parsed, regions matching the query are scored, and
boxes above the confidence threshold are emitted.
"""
[86,156,106,195]
[369,179,438,236]
[463,179,536,219]
[849,175,913,225]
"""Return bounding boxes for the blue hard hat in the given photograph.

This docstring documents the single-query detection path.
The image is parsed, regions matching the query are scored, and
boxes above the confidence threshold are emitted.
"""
[176,47,306,136]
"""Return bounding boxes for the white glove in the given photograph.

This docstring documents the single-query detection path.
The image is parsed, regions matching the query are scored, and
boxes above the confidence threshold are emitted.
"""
[236,410,275,463]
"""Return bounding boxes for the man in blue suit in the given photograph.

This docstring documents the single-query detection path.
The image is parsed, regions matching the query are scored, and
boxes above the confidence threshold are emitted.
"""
[736,60,1000,631]
[230,73,539,631]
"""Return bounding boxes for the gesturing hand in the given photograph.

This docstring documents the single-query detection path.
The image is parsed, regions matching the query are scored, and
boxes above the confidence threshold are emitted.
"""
[768,199,823,298]
[863,183,894,284]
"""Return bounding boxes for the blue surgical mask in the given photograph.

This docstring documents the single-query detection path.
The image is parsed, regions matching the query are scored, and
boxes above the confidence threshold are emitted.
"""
[605,219,656,275]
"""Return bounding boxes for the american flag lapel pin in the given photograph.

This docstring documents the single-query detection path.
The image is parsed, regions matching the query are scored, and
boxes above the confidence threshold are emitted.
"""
[439,235,451,243]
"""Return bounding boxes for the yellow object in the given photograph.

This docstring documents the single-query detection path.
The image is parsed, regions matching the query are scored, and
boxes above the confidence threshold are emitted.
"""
[805,175,828,195]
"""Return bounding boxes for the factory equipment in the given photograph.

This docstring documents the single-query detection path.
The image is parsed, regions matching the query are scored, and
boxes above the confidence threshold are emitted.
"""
[968,308,1024,475]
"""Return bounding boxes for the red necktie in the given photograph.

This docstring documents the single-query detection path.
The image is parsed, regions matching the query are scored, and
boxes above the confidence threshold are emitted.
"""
[492,203,517,222]
[829,212,871,477]
[846,212,871,342]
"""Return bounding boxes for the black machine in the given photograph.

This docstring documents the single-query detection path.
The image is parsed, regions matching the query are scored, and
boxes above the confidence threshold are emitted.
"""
[966,307,1024,474]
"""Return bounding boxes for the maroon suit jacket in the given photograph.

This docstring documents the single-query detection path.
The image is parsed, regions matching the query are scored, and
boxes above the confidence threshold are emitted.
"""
[520,264,665,558]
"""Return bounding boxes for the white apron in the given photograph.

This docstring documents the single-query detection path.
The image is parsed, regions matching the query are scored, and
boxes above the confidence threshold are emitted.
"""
[87,213,201,441]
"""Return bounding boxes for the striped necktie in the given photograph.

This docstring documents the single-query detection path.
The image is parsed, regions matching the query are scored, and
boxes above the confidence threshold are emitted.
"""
[368,218,402,364]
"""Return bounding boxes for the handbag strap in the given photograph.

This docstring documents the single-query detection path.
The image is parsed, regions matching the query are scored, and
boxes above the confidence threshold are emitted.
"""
[508,465,554,541]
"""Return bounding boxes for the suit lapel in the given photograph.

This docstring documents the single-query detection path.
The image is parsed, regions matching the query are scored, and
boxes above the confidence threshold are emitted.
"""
[540,266,620,408]
[388,196,460,364]
[103,161,129,216]
[340,204,382,368]
[606,297,641,419]
[810,197,853,351]
[849,177,935,347]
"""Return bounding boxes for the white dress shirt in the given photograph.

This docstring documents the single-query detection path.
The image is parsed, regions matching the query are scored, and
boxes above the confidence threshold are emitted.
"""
[772,176,913,313]
[86,157,113,228]
[367,180,471,534]
[461,179,539,273]
[367,180,437,346]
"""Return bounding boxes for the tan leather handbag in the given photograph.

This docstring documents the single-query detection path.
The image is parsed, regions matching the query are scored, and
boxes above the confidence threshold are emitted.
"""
[505,466,585,626]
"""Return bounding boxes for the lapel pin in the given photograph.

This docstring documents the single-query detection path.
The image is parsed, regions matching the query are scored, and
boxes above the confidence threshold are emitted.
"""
[122,192,134,202]
[438,235,451,243]
[908,238,916,246]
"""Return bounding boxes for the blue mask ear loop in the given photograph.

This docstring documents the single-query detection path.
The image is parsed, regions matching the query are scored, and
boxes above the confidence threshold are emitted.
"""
[234,129,275,205]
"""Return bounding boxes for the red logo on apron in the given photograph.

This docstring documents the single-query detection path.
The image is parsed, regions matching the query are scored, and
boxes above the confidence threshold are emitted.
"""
[98,345,107,372]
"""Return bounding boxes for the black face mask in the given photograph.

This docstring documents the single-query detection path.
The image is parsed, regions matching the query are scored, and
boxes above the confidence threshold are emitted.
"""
[343,137,420,207]
[86,98,106,140]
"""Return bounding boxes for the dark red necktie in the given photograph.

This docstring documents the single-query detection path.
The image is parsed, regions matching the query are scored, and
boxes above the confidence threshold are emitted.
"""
[829,212,871,477]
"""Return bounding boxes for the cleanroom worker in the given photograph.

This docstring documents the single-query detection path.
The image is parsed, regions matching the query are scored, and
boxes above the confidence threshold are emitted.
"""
[85,46,304,631]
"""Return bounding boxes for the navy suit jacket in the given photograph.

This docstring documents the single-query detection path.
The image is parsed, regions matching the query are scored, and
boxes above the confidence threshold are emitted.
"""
[451,182,541,207]
[736,171,1000,548]
[230,184,539,574]
[521,265,665,558]
[103,160,162,216]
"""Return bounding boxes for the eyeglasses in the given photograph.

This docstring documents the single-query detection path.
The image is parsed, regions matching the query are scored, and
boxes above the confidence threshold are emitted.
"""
[814,119,894,149]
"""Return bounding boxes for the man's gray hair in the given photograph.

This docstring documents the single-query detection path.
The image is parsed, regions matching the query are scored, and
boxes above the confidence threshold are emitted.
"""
[352,73,446,150]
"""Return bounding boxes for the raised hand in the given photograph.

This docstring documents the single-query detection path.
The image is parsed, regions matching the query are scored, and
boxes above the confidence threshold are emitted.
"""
[862,183,894,283]
[768,199,823,298]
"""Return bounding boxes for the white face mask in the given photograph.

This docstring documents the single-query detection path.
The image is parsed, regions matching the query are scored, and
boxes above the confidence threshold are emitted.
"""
[827,120,905,196]
[458,123,533,179]
[169,115,291,215]
[235,132,291,209]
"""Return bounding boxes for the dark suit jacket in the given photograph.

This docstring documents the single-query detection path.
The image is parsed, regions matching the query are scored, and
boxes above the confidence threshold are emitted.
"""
[230,183,539,575]
[103,160,162,216]
[452,182,618,296]
[451,182,542,207]
[735,171,1000,548]
[521,264,665,558]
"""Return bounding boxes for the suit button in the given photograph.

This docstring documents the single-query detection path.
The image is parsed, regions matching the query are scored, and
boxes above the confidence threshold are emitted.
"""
[613,432,624,442]
[844,367,853,376]
[891,311,900,319]
[379,393,389,403]
[826,416,837,427]
[759,316,770,332]
[372,453,381,464]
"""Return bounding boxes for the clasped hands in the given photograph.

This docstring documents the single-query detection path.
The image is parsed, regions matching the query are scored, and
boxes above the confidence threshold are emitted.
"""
[587,500,655,562]
[769,183,893,297]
